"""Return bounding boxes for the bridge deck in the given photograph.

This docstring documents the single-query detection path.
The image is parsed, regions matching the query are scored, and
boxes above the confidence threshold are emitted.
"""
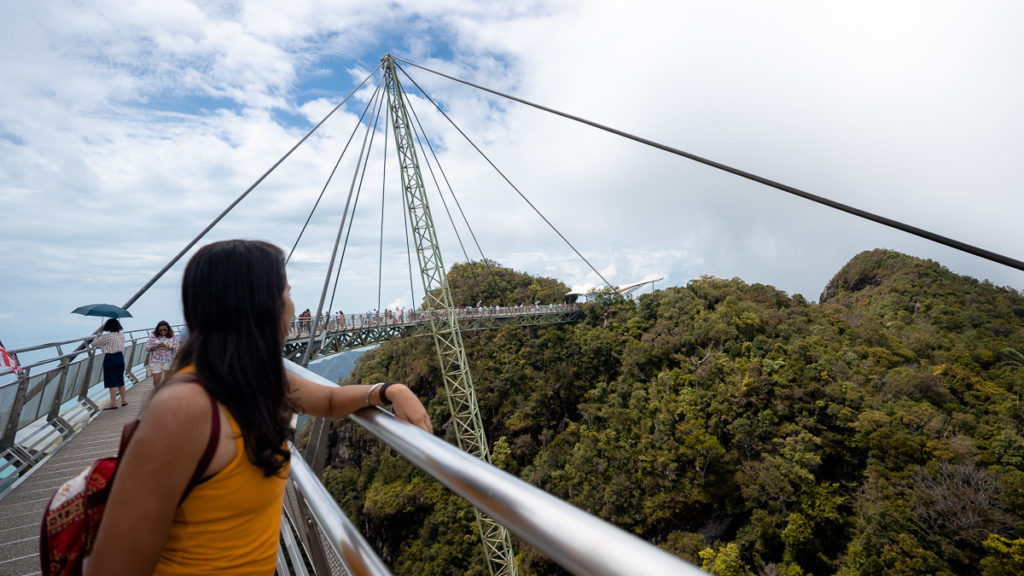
[0,379,154,576]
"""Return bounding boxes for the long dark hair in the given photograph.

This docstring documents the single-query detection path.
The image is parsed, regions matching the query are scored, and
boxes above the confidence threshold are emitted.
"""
[103,318,123,332]
[172,239,294,477]
[152,320,174,338]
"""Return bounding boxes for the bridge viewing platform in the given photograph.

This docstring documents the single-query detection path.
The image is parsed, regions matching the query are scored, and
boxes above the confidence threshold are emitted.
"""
[0,377,155,575]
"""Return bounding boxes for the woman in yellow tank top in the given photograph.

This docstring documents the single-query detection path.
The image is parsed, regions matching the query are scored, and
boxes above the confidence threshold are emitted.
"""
[86,240,433,575]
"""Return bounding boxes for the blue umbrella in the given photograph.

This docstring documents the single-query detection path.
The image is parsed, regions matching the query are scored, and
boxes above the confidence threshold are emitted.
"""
[72,303,133,318]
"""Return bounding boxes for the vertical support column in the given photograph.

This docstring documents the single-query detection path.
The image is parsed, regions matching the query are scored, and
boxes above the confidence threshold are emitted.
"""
[382,54,518,576]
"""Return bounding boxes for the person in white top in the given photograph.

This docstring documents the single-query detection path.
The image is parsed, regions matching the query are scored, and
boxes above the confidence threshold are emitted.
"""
[92,318,128,409]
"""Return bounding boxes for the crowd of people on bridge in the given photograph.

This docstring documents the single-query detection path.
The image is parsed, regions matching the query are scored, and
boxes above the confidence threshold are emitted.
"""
[285,301,581,338]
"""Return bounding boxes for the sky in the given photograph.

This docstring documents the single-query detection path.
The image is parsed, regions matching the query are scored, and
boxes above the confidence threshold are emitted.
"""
[2,0,1023,352]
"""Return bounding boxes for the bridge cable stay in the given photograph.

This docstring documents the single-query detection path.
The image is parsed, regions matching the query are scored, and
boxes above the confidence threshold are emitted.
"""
[394,56,1024,274]
[300,80,389,368]
[403,80,531,301]
[352,91,396,317]
[406,90,477,264]
[377,130,386,312]
[402,141,420,310]
[397,62,615,289]
[402,81,511,303]
[301,77,387,343]
[382,103,422,309]
[287,76,386,265]
[55,63,382,363]
[301,88,391,472]
[118,63,382,321]
[327,85,391,336]
[382,54,519,576]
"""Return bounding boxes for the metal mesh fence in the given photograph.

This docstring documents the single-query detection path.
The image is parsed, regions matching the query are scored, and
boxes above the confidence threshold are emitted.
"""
[61,361,83,404]
[35,372,59,419]
[0,381,16,438]
[85,355,103,394]
[17,371,48,428]
[282,474,352,576]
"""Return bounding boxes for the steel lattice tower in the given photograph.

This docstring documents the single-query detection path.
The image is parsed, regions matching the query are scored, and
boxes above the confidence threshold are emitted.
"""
[381,54,518,576]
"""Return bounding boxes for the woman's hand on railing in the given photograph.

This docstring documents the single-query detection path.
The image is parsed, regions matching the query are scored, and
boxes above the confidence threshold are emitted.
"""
[387,383,433,433]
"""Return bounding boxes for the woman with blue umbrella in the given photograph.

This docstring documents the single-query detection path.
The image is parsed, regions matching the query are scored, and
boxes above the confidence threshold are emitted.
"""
[73,303,133,409]
[92,318,129,409]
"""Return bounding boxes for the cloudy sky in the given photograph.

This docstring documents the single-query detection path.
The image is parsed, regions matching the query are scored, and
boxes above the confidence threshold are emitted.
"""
[2,0,1023,351]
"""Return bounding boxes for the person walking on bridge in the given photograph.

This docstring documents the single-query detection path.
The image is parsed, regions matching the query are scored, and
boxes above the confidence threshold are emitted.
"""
[92,318,127,409]
[85,239,433,575]
[145,320,178,388]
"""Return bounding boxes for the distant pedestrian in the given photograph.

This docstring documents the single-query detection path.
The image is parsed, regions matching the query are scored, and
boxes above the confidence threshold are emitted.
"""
[92,318,128,409]
[146,320,178,388]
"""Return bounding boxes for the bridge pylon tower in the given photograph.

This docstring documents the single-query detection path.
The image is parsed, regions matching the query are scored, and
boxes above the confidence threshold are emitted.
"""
[381,54,518,576]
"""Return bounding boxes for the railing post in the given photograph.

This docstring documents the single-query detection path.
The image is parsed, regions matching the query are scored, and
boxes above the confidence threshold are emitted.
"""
[77,350,101,413]
[0,368,31,452]
[45,357,76,438]
[45,347,70,420]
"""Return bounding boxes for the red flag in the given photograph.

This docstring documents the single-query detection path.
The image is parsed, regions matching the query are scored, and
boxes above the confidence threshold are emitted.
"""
[0,338,21,374]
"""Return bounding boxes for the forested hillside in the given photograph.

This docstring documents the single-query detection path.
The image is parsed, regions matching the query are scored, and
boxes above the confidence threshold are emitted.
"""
[320,250,1024,575]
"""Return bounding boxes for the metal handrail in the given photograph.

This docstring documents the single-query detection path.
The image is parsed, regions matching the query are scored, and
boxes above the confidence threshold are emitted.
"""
[1,325,169,360]
[284,361,706,576]
[286,442,391,575]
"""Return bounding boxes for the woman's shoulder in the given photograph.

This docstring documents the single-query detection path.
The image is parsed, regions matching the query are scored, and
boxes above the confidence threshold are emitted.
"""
[147,378,214,425]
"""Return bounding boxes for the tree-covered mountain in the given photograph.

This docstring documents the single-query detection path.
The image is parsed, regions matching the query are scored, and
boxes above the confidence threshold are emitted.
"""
[319,251,1024,575]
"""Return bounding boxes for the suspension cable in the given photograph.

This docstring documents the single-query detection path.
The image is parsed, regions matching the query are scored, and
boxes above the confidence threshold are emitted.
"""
[400,78,499,298]
[377,129,386,312]
[327,84,389,321]
[404,95,471,262]
[119,63,382,314]
[301,78,387,365]
[394,55,1024,274]
[288,76,385,264]
[396,61,614,287]
[404,84,484,263]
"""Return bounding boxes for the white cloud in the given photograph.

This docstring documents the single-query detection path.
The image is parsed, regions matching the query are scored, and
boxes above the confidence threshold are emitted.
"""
[2,0,1023,349]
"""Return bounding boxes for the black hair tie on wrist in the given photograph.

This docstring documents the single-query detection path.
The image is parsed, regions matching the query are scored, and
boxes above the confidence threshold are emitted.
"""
[380,382,397,404]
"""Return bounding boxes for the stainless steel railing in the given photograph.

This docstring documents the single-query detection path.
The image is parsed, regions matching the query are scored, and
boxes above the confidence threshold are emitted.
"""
[278,442,390,576]
[282,361,706,576]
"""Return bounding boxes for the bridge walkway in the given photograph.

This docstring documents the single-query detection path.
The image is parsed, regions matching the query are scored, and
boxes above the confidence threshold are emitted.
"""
[0,378,154,576]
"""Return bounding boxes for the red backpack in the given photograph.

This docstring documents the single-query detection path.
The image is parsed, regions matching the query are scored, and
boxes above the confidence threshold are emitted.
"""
[39,381,219,576]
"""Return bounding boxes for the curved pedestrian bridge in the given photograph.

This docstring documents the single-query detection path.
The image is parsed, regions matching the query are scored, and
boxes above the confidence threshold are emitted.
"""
[0,378,154,575]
